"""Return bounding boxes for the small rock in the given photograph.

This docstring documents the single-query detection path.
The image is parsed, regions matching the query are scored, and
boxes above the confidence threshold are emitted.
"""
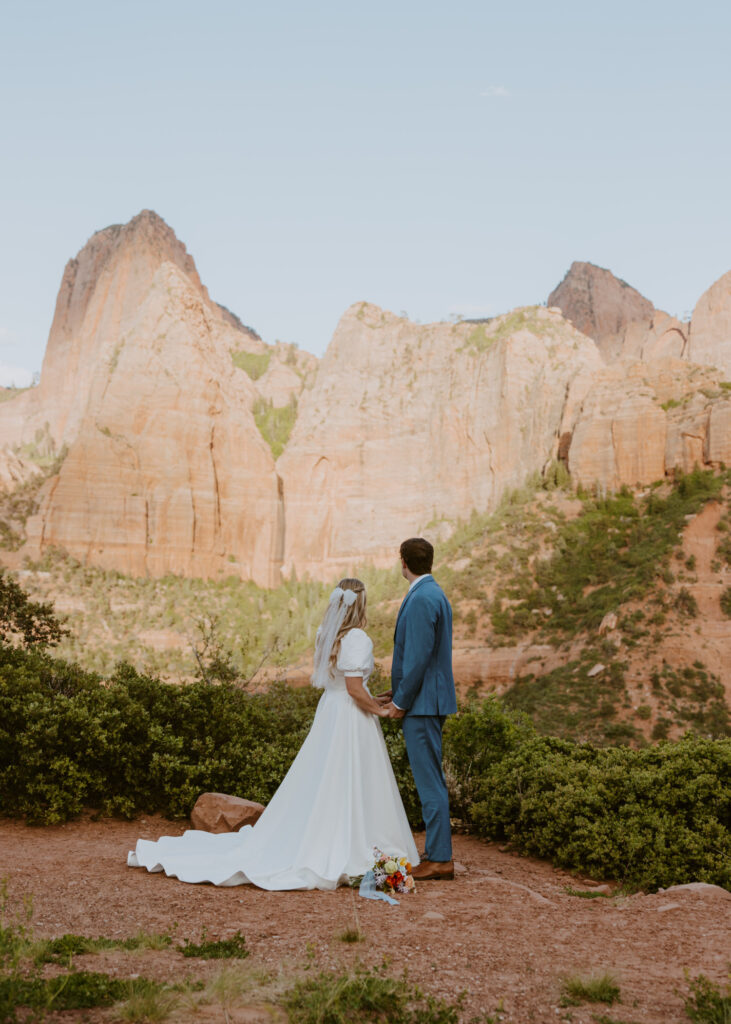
[475,876,555,906]
[423,911,445,921]
[190,792,265,833]
[587,663,606,677]
[657,903,683,912]
[454,861,468,875]
[598,611,618,635]
[662,882,731,899]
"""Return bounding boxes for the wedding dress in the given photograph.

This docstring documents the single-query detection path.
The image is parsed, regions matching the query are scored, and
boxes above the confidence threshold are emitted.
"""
[128,619,418,890]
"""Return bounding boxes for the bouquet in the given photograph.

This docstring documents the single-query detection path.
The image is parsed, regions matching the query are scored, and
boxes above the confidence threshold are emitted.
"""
[371,848,415,895]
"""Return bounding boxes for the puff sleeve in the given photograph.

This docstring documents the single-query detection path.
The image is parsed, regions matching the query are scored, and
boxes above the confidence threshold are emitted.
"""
[336,628,374,678]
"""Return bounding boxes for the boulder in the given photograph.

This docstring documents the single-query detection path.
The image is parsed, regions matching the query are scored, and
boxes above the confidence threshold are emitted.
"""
[661,882,731,899]
[190,792,265,833]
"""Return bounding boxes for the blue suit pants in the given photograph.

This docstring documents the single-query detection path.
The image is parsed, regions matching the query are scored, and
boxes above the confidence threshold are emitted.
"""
[401,715,452,862]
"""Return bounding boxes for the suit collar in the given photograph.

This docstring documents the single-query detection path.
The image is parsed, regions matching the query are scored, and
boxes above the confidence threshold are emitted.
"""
[395,575,434,632]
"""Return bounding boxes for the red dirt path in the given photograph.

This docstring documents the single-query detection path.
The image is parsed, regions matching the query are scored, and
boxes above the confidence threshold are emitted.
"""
[1,817,729,1023]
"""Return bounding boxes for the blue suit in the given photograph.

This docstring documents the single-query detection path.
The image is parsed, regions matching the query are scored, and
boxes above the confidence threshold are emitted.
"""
[391,576,457,861]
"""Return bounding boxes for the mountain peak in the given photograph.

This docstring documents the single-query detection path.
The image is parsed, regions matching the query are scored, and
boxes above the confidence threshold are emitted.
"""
[548,262,654,360]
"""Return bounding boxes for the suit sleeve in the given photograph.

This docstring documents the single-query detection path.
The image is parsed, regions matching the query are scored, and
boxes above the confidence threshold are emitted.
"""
[392,596,436,710]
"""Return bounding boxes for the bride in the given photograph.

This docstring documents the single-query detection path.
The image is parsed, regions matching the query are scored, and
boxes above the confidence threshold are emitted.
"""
[128,579,419,890]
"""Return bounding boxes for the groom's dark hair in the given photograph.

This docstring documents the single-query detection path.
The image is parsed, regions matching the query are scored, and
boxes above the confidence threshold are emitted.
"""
[400,537,434,575]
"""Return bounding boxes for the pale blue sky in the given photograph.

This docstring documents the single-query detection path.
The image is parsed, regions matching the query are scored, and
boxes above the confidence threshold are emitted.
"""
[1,0,729,385]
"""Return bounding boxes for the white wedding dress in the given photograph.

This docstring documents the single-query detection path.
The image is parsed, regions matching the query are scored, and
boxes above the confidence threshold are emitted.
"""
[127,628,418,890]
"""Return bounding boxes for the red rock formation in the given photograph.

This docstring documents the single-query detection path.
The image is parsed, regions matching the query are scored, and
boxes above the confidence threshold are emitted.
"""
[548,261,655,361]
[567,359,731,489]
[3,213,731,587]
[688,270,731,377]
[278,303,602,579]
[25,261,284,584]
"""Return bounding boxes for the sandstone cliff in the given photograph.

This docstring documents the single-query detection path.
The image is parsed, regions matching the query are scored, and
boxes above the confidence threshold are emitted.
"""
[0,211,316,585]
[567,360,731,489]
[2,210,731,587]
[25,262,285,584]
[277,304,603,578]
[688,270,731,377]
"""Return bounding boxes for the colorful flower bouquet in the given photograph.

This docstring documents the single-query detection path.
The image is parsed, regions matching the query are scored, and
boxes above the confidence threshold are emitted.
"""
[371,848,415,895]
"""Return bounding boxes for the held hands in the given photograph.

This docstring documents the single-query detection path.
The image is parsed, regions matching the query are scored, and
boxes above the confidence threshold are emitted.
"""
[373,689,405,718]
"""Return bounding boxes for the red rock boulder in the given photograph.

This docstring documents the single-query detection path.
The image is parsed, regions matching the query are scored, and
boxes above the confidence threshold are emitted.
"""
[190,792,265,833]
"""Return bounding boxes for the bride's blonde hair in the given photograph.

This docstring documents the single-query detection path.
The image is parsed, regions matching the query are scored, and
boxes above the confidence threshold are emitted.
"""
[329,577,367,674]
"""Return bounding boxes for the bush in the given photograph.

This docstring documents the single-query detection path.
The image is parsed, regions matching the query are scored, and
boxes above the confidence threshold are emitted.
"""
[684,972,731,1024]
[0,646,320,823]
[463,732,731,890]
[1,646,730,892]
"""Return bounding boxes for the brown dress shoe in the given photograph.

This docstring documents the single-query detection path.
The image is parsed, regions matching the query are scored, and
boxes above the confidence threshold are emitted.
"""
[412,859,454,881]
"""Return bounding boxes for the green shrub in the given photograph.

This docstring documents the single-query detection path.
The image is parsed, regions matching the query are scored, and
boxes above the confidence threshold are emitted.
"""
[721,588,731,618]
[2,646,730,893]
[684,972,731,1024]
[464,733,731,890]
[0,646,320,823]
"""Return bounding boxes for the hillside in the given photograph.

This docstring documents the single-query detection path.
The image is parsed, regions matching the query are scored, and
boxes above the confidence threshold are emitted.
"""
[13,466,731,747]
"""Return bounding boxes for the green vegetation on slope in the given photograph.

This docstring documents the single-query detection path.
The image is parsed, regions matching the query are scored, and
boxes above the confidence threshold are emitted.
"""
[491,468,725,639]
[253,396,297,458]
[231,349,271,379]
[23,547,333,679]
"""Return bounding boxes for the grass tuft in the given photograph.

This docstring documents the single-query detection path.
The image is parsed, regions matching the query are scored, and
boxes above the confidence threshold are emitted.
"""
[564,887,611,900]
[283,965,461,1024]
[561,972,621,1006]
[180,930,249,960]
[116,979,180,1022]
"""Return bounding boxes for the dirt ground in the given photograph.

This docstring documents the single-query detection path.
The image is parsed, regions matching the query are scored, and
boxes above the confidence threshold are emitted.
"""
[1,816,729,1023]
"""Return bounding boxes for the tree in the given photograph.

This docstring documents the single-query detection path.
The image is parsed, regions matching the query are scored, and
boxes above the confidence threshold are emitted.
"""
[0,570,68,648]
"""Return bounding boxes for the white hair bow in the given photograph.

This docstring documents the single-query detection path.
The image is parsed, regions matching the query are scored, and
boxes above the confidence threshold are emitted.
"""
[329,586,358,606]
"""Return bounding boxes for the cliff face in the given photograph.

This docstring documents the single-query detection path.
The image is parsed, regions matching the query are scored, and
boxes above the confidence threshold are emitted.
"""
[2,212,731,586]
[0,211,310,585]
[0,211,225,449]
[566,360,731,490]
[25,261,284,585]
[277,303,603,578]
[688,270,731,376]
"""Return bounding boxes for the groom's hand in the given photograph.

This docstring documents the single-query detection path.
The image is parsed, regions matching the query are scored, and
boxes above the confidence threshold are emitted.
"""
[375,691,393,706]
[384,702,406,719]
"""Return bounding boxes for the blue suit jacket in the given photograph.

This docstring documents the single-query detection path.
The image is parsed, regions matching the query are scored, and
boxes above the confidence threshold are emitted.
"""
[391,576,457,716]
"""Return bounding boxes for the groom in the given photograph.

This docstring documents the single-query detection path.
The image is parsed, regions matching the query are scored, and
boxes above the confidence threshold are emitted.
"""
[382,537,457,881]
